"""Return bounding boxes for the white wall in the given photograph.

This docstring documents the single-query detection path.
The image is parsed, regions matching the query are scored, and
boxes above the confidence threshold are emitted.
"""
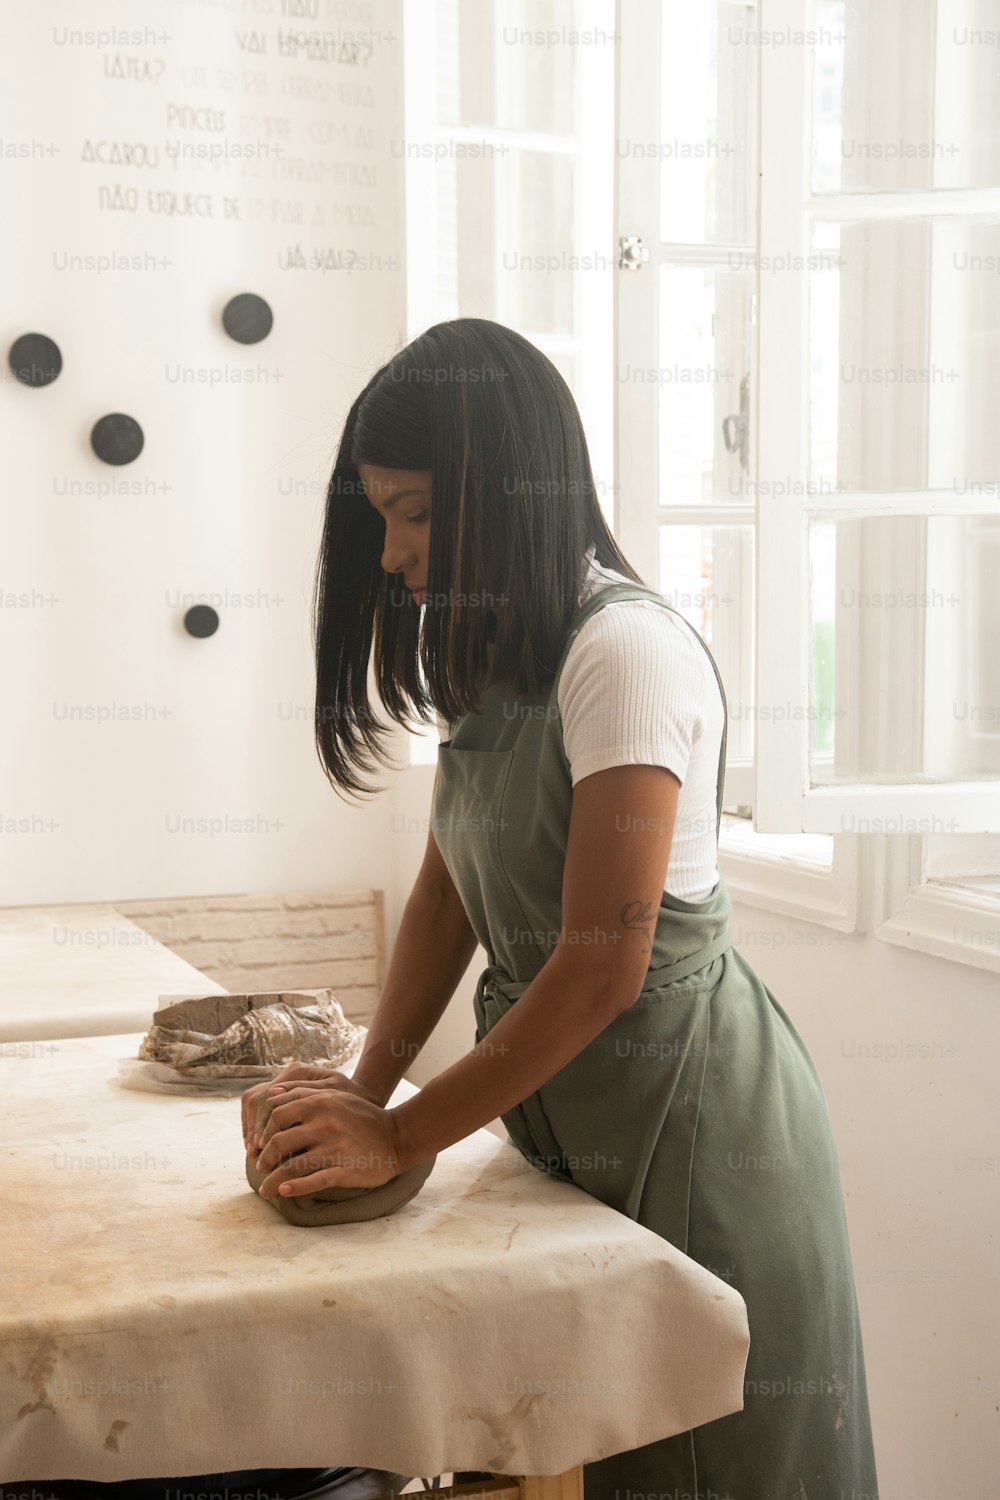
[3,0,404,908]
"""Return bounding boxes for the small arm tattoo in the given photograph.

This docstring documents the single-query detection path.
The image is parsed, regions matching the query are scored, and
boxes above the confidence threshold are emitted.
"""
[620,898,656,952]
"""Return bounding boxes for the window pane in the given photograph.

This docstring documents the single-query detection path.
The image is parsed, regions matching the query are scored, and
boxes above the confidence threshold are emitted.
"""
[656,264,754,504]
[812,0,1000,194]
[809,522,838,765]
[435,152,460,317]
[545,348,579,396]
[437,0,579,135]
[808,219,1000,491]
[495,150,576,333]
[808,515,1000,787]
[437,0,462,122]
[433,148,576,334]
[658,0,756,244]
[658,524,754,761]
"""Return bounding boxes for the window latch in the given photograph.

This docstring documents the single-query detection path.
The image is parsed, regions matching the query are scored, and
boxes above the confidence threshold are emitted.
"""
[722,373,751,471]
[618,234,650,271]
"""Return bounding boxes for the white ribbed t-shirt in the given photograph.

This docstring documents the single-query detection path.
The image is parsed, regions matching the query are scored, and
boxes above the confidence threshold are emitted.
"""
[562,546,723,902]
[435,545,724,902]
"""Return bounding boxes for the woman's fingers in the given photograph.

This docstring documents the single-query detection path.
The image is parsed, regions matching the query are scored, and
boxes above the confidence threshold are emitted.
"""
[251,1134,334,1194]
[254,1087,323,1163]
[249,1082,324,1153]
[252,1091,400,1199]
[246,1084,288,1150]
[242,1069,302,1142]
[254,1092,346,1183]
[249,1082,302,1151]
[254,1121,315,1180]
[255,1064,331,1112]
[243,1067,355,1151]
[280,1063,342,1086]
[242,1081,274,1146]
[262,1163,354,1199]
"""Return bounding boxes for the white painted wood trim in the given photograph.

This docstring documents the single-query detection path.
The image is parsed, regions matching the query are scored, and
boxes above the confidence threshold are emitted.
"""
[614,0,660,571]
[877,879,1000,975]
[754,0,810,830]
[719,823,859,930]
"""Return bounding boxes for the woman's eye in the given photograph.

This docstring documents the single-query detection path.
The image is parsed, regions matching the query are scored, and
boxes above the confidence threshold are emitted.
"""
[407,510,430,525]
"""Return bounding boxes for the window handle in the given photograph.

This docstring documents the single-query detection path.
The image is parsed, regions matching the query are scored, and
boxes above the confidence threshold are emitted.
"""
[618,234,650,271]
[722,373,750,471]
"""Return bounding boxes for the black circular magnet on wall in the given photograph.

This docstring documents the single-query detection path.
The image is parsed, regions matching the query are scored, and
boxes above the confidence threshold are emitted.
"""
[9,332,62,387]
[184,604,219,638]
[91,413,144,466]
[222,292,273,344]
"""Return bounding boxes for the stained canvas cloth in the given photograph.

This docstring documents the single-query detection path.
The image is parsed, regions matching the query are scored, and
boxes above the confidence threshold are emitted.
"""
[431,580,880,1500]
[2,1030,749,1485]
[245,1146,437,1225]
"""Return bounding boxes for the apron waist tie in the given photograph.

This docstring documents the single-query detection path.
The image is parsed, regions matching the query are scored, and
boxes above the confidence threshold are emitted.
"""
[479,928,732,1007]
[645,928,733,987]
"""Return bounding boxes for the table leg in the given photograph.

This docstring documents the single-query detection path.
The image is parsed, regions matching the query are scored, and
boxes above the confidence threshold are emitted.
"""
[517,1466,584,1500]
[387,1468,584,1500]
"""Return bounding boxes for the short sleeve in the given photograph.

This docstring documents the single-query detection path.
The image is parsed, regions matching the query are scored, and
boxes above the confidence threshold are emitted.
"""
[556,601,712,788]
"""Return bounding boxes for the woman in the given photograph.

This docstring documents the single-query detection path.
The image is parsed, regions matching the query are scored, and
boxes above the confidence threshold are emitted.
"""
[243,318,880,1500]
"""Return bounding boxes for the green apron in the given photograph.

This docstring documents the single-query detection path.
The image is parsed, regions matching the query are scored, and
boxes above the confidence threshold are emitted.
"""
[431,581,879,1500]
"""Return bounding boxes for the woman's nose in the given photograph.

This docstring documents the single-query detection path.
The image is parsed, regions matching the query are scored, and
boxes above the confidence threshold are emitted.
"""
[381,540,412,577]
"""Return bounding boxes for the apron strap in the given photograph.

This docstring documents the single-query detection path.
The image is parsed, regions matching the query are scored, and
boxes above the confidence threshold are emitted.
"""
[553,578,730,842]
[644,927,732,986]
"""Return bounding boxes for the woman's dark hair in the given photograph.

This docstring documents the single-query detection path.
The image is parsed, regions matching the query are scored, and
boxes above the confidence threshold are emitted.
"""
[312,316,646,798]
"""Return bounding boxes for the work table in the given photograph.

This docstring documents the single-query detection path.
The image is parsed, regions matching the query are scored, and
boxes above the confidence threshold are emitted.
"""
[1,911,749,1491]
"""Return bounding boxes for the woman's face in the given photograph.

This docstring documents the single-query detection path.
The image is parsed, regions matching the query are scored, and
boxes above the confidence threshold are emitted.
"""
[357,463,432,605]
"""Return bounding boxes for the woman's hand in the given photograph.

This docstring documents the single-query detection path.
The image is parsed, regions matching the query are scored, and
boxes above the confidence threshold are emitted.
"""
[252,1087,404,1200]
[241,1064,384,1156]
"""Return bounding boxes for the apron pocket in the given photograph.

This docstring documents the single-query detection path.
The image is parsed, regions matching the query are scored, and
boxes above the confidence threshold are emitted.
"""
[533,977,716,1237]
[474,980,571,1179]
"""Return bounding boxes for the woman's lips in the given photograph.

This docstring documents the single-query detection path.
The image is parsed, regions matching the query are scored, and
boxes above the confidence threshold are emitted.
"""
[409,584,427,602]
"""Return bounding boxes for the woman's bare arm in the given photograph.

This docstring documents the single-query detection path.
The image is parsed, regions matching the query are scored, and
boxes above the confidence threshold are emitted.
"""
[388,764,682,1168]
[350,826,480,1107]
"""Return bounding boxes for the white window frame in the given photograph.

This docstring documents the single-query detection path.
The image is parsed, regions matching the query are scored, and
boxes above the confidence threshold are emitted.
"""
[617,0,1000,955]
[876,833,1000,976]
[755,0,1000,834]
[400,0,1000,966]
[615,0,858,929]
[753,0,1000,956]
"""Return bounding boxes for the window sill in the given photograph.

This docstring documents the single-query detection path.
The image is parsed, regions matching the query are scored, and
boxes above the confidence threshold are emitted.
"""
[877,877,1000,975]
[720,814,833,867]
[718,815,857,931]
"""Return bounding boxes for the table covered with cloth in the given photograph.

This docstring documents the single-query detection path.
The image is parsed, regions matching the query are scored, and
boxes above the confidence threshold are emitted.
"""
[0,903,227,1042]
[2,1030,750,1485]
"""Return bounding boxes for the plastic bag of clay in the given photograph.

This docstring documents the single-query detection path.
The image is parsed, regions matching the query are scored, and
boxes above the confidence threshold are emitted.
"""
[116,988,367,1096]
